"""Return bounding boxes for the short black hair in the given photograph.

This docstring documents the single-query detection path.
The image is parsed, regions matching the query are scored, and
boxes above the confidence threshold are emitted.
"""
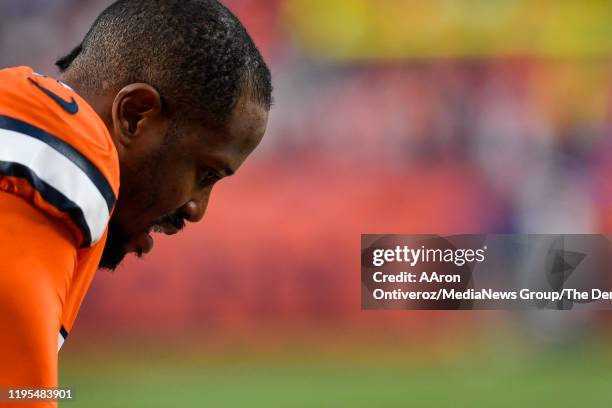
[56,0,272,127]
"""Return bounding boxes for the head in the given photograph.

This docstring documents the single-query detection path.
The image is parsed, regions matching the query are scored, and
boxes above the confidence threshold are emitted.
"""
[56,0,272,269]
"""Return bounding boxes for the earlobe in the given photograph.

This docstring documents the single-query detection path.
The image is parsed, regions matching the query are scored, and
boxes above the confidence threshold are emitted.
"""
[111,83,162,147]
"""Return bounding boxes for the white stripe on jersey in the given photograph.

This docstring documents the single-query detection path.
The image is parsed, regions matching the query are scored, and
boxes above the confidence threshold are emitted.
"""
[0,128,110,244]
[58,332,65,352]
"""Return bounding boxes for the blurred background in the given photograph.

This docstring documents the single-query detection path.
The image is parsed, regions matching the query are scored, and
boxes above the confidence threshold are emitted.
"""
[1,0,612,406]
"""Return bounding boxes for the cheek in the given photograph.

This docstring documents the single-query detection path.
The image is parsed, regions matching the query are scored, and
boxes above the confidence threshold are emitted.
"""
[155,168,195,210]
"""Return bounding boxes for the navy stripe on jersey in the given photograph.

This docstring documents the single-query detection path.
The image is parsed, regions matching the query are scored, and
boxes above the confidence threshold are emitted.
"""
[58,326,68,352]
[0,115,115,211]
[0,161,92,246]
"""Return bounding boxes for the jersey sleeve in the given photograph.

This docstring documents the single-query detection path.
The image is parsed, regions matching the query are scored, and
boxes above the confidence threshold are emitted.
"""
[0,66,119,248]
[0,191,76,406]
[0,66,119,403]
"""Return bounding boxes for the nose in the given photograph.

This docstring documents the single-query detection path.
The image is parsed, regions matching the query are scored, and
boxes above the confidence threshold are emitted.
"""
[181,192,210,223]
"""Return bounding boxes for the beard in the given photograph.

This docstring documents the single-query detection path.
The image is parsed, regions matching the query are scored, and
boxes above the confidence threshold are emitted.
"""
[98,124,188,271]
[98,156,161,271]
[99,219,131,270]
[99,211,187,270]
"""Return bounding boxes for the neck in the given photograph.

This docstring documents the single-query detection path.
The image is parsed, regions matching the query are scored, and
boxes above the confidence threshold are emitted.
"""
[58,72,115,140]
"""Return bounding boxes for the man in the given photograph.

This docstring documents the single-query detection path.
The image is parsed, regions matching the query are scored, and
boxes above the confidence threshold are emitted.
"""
[0,0,272,403]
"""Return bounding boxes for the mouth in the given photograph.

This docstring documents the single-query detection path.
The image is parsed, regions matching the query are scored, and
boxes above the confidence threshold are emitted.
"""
[126,230,154,256]
[130,224,181,256]
[125,214,186,256]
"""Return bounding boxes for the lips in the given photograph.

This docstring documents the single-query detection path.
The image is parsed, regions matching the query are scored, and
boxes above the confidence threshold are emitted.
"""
[124,230,154,256]
[124,219,184,256]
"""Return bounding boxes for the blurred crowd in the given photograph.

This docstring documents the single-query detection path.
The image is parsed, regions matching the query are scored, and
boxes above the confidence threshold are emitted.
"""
[1,0,611,336]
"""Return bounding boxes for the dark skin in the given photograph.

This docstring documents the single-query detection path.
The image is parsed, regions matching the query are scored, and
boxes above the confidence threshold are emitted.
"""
[59,78,268,268]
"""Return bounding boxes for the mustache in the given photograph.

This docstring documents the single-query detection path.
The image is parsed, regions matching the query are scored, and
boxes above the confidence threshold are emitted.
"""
[151,211,187,232]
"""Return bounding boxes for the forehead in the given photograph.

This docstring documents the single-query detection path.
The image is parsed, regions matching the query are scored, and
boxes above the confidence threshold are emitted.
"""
[186,97,269,172]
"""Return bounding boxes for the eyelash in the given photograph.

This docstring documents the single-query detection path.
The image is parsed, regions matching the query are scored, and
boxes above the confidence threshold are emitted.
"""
[198,170,219,188]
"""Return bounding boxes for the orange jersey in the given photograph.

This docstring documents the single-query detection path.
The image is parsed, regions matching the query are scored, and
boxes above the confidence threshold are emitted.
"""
[0,66,119,404]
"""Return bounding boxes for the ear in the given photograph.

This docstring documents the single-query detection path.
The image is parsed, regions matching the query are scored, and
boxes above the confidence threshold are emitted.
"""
[111,83,162,147]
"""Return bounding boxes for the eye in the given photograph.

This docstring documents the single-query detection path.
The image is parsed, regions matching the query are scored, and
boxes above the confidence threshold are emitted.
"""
[198,169,220,188]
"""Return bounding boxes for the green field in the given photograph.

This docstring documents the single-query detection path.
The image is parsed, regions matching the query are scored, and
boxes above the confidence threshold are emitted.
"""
[59,341,612,407]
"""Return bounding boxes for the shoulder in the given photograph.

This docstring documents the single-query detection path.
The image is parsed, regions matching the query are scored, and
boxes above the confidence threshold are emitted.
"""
[0,66,119,247]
